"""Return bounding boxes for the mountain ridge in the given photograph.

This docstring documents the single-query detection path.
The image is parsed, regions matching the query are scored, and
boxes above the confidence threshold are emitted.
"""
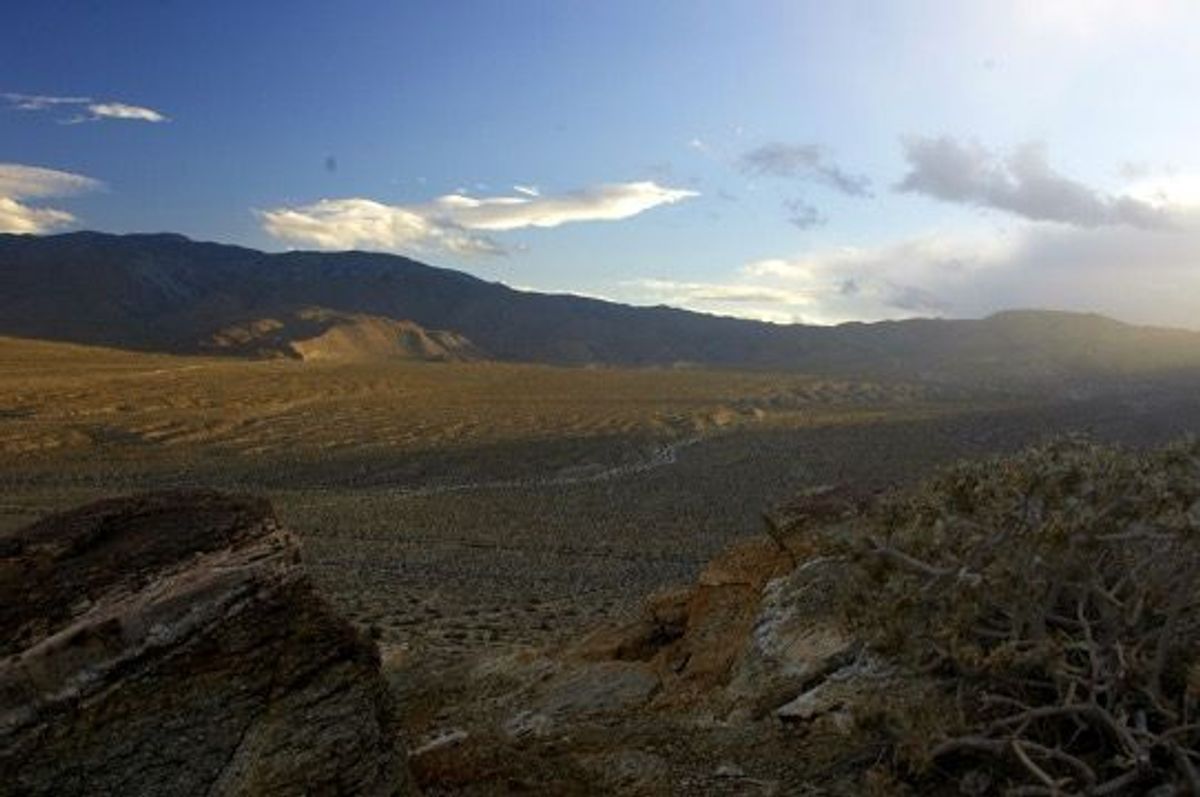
[3,231,1200,386]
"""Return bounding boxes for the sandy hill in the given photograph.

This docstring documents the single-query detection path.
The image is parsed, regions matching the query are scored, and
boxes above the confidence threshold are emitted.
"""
[205,307,482,362]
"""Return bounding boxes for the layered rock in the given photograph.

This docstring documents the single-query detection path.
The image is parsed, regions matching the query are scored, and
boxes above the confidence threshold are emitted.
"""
[0,491,406,796]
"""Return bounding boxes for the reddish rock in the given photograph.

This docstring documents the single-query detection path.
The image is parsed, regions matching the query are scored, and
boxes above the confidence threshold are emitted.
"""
[571,586,693,663]
[696,534,794,590]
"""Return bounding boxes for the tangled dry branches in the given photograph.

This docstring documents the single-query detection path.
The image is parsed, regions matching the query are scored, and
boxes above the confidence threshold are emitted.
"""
[822,437,1200,795]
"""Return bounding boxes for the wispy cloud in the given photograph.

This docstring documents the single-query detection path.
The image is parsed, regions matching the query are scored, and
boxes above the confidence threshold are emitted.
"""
[623,278,814,324]
[0,163,103,234]
[783,197,825,230]
[429,182,697,230]
[260,181,698,256]
[739,142,872,197]
[3,93,169,124]
[0,164,100,198]
[2,93,91,110]
[897,136,1178,230]
[627,278,814,306]
[84,102,168,123]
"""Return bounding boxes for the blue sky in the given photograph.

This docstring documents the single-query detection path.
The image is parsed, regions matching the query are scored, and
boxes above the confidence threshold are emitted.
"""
[3,1,1200,327]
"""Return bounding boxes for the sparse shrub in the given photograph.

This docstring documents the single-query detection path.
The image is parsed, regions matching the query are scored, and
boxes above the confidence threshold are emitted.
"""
[816,436,1200,794]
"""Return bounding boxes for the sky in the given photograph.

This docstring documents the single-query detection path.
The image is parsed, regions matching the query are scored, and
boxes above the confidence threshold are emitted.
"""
[3,0,1200,328]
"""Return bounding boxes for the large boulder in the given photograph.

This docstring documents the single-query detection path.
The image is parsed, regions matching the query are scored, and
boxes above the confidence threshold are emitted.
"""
[724,556,859,719]
[0,491,407,796]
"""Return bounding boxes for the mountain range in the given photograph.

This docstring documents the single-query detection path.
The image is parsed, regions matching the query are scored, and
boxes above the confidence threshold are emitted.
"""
[3,230,1200,386]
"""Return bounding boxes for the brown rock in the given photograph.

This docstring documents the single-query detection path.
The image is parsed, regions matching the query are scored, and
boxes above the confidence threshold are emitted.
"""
[528,661,661,720]
[0,491,406,796]
[644,585,692,630]
[697,535,794,590]
[639,535,795,694]
[570,586,693,663]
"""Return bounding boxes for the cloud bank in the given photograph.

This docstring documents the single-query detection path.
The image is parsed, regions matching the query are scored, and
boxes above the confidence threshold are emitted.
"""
[260,181,697,255]
[897,136,1176,229]
[626,144,1200,326]
[625,185,1200,329]
[0,163,103,234]
[3,93,169,124]
[629,235,1004,325]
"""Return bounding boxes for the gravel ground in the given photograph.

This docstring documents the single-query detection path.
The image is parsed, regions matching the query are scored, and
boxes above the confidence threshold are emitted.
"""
[5,391,1200,662]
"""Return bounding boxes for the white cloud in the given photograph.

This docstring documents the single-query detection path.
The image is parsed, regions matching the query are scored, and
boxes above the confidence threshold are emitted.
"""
[727,232,1017,324]
[0,197,77,235]
[897,136,1182,229]
[1126,174,1200,210]
[512,184,540,197]
[259,198,504,256]
[627,278,816,306]
[0,163,103,234]
[260,181,697,255]
[431,182,696,231]
[3,93,168,123]
[625,277,808,324]
[85,102,168,123]
[0,163,102,199]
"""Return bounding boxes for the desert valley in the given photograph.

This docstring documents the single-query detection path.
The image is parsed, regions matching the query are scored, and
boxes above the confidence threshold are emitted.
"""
[7,2,1200,793]
[6,233,1200,793]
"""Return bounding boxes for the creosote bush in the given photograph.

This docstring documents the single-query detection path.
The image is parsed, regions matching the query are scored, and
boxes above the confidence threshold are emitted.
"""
[819,437,1200,795]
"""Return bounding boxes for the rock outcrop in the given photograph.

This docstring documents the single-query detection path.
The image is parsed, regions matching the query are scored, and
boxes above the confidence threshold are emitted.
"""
[397,441,1200,794]
[392,486,896,794]
[0,491,406,796]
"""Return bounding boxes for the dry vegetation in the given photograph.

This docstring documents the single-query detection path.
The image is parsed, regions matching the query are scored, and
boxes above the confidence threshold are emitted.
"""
[810,438,1200,794]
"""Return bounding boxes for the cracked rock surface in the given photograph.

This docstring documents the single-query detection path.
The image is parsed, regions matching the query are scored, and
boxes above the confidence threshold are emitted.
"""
[0,490,407,796]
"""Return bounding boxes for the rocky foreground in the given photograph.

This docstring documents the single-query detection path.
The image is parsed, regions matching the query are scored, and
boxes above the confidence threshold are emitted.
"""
[392,486,879,795]
[5,438,1200,795]
[0,491,408,796]
[395,439,1200,795]
[0,485,874,795]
